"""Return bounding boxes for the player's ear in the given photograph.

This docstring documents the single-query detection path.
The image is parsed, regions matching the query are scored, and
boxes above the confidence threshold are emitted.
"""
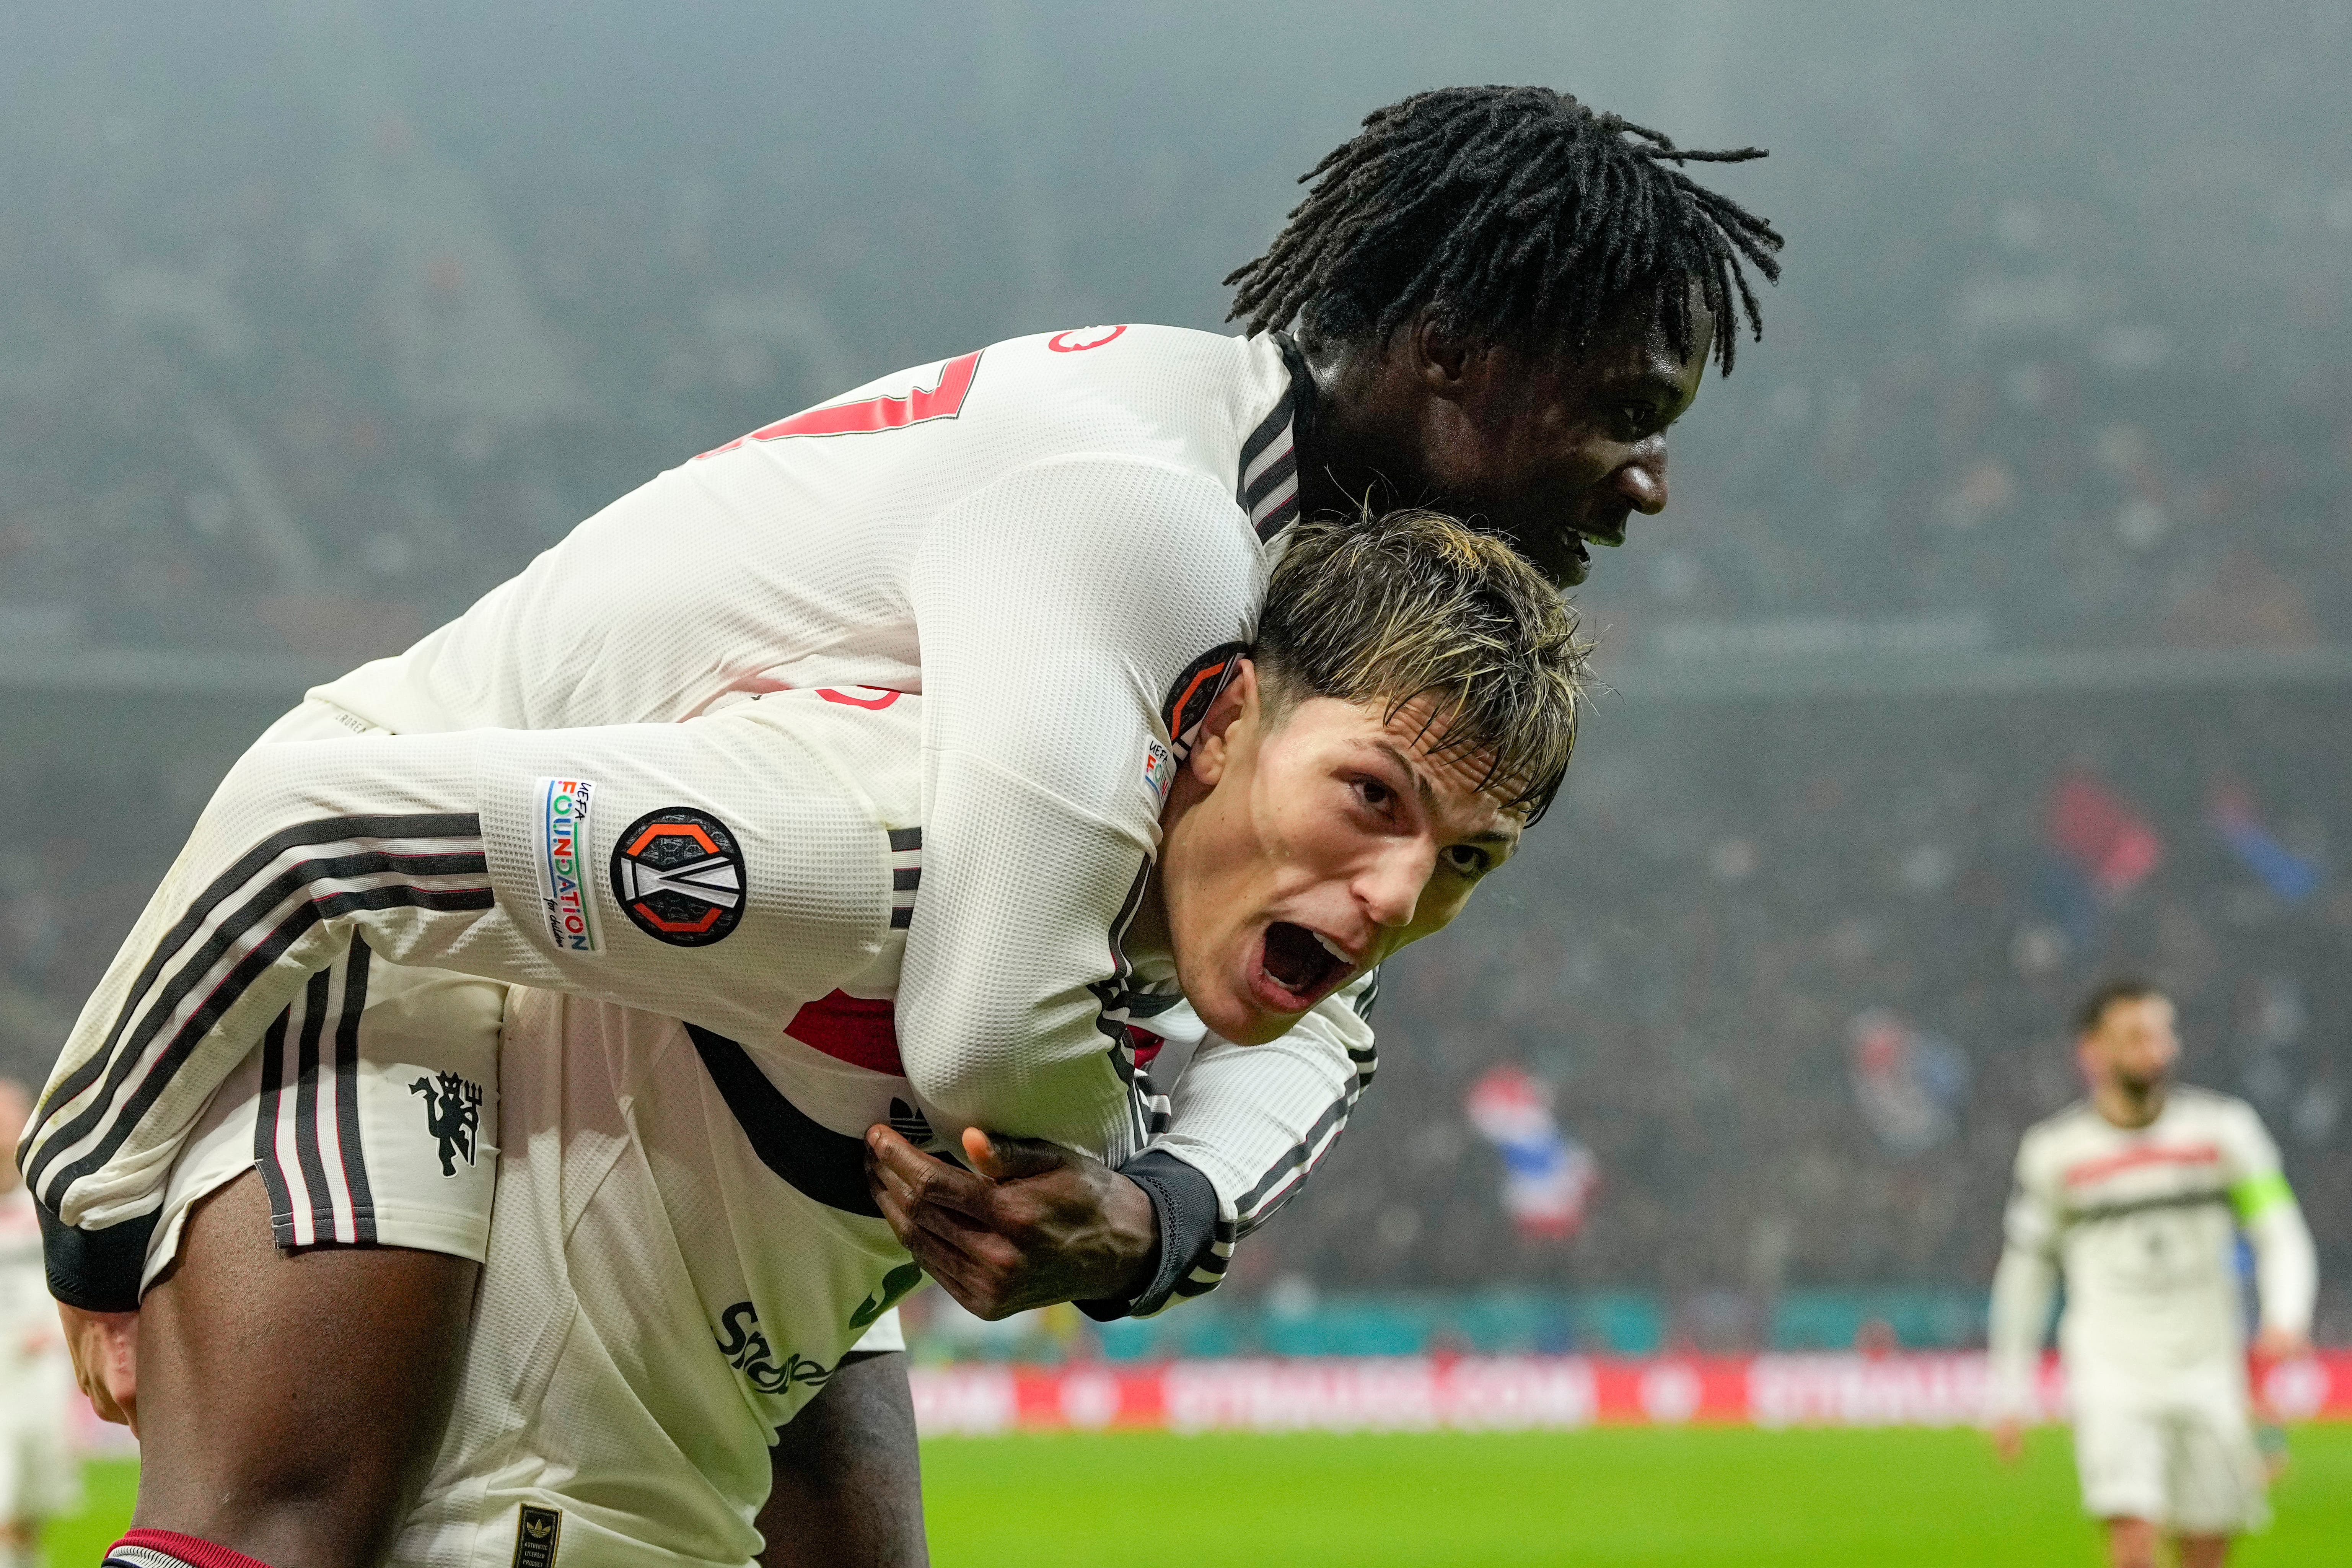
[1411,309,1479,404]
[1187,659,1258,786]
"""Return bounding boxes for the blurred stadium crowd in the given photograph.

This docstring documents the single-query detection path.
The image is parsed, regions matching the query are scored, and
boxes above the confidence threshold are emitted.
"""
[1280,686,2352,1347]
[2,4,2348,1355]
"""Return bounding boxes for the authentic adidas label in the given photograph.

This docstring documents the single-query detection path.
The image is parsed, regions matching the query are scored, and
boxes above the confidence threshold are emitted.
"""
[511,1504,562,1568]
[533,778,601,954]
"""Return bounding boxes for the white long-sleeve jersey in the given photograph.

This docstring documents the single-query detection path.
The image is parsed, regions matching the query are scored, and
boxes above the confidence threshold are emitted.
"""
[1987,1088,2318,1415]
[31,687,1371,1306]
[23,325,1370,1308]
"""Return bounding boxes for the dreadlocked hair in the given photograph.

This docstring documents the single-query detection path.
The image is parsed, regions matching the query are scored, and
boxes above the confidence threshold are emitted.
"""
[1226,85,1783,374]
[1256,507,1587,823]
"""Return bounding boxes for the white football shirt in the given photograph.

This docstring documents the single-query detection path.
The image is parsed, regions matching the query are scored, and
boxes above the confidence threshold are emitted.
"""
[1989,1088,2316,1410]
[27,327,1369,1308]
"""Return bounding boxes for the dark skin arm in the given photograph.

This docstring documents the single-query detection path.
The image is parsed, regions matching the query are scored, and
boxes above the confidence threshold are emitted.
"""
[865,1126,1158,1319]
[759,1351,929,1567]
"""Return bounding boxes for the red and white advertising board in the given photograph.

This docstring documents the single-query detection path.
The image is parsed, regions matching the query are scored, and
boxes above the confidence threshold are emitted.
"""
[910,1351,2352,1436]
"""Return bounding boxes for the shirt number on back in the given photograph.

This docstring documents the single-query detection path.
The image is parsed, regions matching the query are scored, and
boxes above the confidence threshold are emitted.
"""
[698,351,983,456]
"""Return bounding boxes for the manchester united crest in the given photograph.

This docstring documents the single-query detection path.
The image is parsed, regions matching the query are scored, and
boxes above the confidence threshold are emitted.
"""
[611,807,746,947]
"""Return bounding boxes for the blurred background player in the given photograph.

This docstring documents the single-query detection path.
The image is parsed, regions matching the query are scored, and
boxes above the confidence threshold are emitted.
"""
[1988,979,2318,1568]
[1,1078,80,1568]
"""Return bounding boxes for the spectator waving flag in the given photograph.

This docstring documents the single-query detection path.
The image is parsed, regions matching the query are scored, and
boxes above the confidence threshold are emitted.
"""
[2038,770,2162,939]
[2208,782,2321,904]
[1848,1009,1971,1156]
[2046,771,2163,896]
[1464,1065,1597,1240]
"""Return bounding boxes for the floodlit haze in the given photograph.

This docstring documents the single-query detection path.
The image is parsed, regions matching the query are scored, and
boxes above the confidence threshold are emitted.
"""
[3,2,2348,1344]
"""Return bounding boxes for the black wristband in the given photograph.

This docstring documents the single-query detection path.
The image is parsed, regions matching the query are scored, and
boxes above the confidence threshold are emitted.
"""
[1076,1149,1220,1322]
[37,1198,157,1314]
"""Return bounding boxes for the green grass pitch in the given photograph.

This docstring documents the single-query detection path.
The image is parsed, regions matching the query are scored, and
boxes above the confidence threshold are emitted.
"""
[49,1425,2352,1566]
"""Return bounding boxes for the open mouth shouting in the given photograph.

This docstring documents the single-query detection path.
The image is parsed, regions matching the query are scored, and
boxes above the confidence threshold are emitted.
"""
[1537,519,1621,588]
[1249,920,1360,1014]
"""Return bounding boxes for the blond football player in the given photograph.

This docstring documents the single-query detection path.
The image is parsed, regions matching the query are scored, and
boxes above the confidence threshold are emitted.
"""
[85,513,1576,1568]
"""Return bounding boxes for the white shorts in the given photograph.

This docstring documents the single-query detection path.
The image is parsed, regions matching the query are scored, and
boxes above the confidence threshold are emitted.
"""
[141,697,512,1290]
[144,951,907,1362]
[144,946,506,1291]
[2072,1373,2268,1535]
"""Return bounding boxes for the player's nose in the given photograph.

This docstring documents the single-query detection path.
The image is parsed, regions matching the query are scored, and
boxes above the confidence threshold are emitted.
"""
[1356,843,1432,931]
[1615,441,1669,515]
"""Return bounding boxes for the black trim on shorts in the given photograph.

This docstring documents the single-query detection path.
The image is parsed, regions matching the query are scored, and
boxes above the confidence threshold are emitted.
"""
[253,941,381,1250]
[335,938,378,1241]
[254,1006,298,1238]
[290,966,336,1241]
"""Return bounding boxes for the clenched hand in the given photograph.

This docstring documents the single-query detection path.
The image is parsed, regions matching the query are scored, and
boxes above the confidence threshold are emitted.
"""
[60,1302,140,1431]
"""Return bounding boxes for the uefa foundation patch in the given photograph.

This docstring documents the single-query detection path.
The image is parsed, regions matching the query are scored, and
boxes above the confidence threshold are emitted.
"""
[532,778,601,954]
[1141,739,1175,806]
[612,806,747,947]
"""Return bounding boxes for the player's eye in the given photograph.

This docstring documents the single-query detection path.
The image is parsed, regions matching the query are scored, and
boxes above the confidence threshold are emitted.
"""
[1444,844,1493,877]
[1351,775,1396,812]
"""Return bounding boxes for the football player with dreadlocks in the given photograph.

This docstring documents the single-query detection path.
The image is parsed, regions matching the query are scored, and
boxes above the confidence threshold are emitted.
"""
[30,86,1777,1568]
[1228,85,1777,586]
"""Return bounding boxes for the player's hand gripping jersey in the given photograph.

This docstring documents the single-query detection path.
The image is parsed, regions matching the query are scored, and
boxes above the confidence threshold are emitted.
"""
[1989,1088,2317,1413]
[25,326,1371,1314]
